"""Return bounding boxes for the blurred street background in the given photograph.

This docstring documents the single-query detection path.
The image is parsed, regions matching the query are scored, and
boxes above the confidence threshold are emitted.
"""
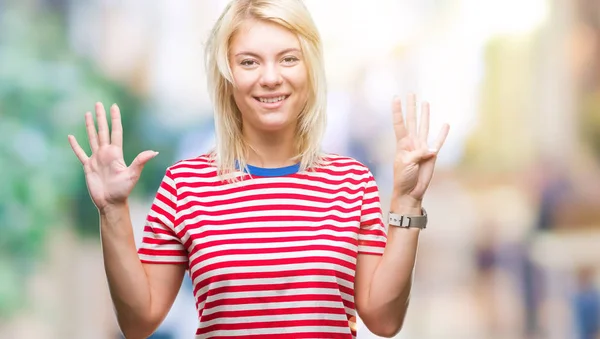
[1,0,600,338]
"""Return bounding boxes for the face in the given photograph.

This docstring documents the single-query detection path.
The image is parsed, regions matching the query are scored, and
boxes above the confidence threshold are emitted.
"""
[229,19,309,135]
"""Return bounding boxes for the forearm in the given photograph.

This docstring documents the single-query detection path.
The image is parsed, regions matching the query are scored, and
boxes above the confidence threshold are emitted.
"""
[100,203,154,337]
[366,200,422,335]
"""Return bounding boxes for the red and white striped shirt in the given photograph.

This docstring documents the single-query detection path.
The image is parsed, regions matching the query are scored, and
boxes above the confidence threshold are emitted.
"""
[138,154,387,338]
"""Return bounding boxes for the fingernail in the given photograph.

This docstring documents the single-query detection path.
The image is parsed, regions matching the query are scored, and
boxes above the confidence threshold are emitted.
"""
[153,151,159,156]
[429,148,438,153]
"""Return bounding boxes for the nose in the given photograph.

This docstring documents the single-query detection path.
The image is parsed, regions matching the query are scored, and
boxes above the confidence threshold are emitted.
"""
[259,63,283,88]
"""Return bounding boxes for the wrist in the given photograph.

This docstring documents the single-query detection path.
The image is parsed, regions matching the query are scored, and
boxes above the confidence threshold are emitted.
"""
[390,194,422,215]
[98,201,133,237]
[99,201,130,218]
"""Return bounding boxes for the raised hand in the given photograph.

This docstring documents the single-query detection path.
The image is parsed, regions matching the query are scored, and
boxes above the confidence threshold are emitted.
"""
[391,94,450,206]
[68,103,158,212]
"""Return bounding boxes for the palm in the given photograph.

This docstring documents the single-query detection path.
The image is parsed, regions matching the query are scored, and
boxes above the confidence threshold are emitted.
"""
[85,145,132,207]
[391,95,450,202]
[68,103,157,211]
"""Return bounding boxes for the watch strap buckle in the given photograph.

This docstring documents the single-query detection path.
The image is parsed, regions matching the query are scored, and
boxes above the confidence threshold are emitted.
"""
[388,207,427,229]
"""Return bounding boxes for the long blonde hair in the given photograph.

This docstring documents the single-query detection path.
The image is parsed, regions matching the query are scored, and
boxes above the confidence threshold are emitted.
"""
[205,0,327,180]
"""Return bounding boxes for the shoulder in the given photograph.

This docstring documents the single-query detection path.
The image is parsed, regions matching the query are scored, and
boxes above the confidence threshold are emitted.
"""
[319,153,373,176]
[167,153,214,171]
[163,153,218,179]
[314,153,376,188]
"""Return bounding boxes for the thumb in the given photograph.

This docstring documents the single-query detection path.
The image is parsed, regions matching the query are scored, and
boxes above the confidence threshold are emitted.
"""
[404,148,436,164]
[130,150,159,175]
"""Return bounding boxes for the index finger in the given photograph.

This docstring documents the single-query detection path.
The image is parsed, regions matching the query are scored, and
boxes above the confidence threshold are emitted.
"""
[432,123,450,151]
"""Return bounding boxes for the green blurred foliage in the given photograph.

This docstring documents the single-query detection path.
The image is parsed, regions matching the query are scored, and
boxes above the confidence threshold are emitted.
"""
[0,3,176,318]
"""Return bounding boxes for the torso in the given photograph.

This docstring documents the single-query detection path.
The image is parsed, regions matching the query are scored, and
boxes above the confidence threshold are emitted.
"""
[141,154,386,338]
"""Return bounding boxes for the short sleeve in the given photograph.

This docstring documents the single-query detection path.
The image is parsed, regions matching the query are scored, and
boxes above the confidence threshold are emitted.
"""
[137,168,189,266]
[358,171,388,255]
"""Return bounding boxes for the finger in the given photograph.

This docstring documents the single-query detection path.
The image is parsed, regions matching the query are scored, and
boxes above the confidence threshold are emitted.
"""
[129,150,159,175]
[68,135,89,164]
[85,111,99,152]
[404,147,436,165]
[406,94,417,136]
[419,102,430,145]
[431,123,450,152]
[392,96,408,141]
[110,104,123,147]
[95,102,110,146]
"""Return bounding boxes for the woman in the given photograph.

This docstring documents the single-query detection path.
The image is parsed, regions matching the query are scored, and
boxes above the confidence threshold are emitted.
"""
[68,0,449,338]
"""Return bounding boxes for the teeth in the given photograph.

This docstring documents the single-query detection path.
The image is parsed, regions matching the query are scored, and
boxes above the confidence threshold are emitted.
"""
[258,96,286,103]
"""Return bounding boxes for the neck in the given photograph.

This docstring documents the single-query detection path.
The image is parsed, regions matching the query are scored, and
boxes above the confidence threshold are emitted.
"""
[242,126,297,168]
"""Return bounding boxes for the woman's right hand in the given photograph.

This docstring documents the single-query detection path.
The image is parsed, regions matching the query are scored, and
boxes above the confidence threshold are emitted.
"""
[68,102,158,213]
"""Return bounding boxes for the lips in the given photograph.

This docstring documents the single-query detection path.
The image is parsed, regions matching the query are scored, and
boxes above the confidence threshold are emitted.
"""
[256,95,287,103]
[253,94,290,103]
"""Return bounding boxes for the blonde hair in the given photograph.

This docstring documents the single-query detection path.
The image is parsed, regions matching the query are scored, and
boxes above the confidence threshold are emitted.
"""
[205,0,327,180]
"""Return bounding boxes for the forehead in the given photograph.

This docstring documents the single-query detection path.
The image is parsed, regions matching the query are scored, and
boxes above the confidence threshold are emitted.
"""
[230,19,301,55]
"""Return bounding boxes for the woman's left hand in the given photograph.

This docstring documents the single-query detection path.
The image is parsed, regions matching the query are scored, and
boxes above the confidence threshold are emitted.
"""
[391,94,450,207]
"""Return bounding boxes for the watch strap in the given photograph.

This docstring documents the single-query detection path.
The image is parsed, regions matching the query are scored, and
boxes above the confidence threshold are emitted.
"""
[388,207,427,229]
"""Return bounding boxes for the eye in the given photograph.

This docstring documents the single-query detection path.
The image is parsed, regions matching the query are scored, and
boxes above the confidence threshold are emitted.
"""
[240,59,257,67]
[282,56,299,64]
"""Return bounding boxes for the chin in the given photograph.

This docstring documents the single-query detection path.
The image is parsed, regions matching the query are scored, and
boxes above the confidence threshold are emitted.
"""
[257,114,294,132]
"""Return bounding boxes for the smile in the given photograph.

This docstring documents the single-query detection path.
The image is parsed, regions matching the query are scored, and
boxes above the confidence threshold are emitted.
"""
[254,95,289,103]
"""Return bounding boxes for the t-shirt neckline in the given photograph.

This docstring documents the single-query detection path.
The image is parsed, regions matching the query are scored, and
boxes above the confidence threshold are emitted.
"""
[236,161,300,177]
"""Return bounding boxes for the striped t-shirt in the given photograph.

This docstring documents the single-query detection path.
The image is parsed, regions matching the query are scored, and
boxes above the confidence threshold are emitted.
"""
[138,154,388,338]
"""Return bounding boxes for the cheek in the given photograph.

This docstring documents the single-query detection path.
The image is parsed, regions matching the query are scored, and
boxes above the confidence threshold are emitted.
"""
[287,69,309,97]
[230,86,252,118]
[299,72,310,99]
[230,86,246,109]
[296,75,310,104]
[231,69,255,96]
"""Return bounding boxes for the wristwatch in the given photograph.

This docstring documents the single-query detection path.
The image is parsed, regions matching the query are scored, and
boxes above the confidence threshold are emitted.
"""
[388,207,427,229]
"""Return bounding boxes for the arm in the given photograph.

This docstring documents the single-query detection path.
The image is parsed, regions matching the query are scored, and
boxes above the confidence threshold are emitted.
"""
[355,200,421,338]
[68,102,186,338]
[101,203,185,339]
[355,94,450,337]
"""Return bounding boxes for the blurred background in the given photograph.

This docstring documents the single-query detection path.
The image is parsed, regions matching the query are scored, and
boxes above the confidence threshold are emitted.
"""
[1,0,600,338]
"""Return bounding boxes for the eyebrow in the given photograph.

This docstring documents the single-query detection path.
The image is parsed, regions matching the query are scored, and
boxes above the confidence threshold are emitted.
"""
[234,48,301,58]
